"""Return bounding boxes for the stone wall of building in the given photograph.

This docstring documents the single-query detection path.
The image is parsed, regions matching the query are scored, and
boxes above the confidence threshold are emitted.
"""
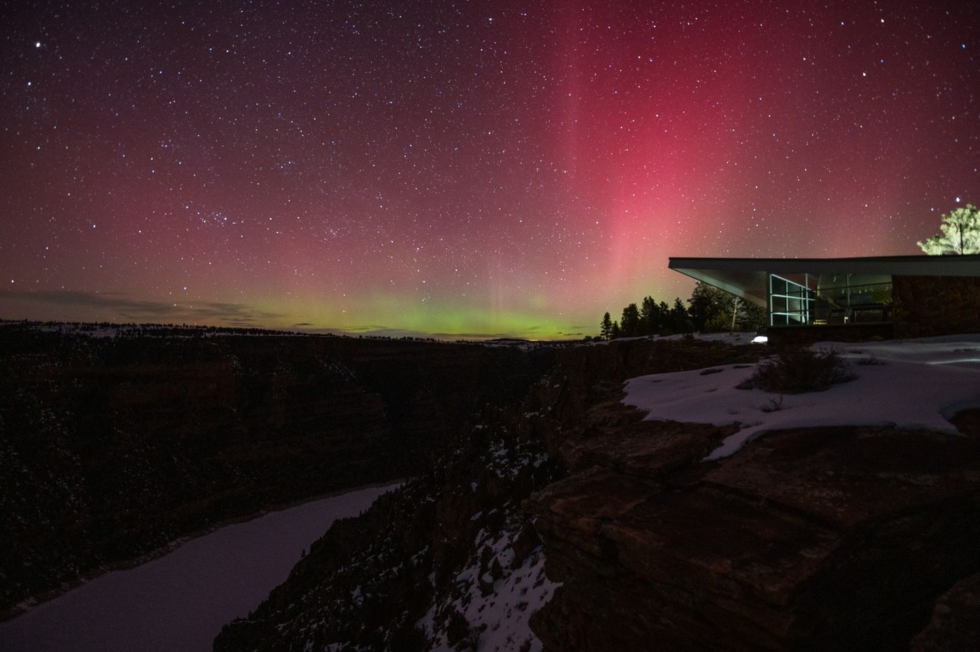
[893,275,980,338]
[767,323,894,347]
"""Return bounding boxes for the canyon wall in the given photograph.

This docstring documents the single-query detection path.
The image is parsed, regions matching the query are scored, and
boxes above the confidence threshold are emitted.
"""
[213,338,762,651]
[10,328,977,650]
[0,325,551,617]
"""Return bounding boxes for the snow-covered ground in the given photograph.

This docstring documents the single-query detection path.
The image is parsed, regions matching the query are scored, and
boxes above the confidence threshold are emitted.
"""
[414,436,557,652]
[623,334,980,460]
[417,523,558,652]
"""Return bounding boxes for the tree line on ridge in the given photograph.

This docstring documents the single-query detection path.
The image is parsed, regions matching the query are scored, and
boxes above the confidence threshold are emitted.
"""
[598,282,766,340]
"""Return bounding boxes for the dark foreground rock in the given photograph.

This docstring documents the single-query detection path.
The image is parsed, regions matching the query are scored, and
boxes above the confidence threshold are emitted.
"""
[912,572,980,652]
[0,323,552,617]
[530,417,980,652]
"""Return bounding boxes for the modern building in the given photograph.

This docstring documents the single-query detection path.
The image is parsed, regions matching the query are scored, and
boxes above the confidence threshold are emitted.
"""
[669,255,980,342]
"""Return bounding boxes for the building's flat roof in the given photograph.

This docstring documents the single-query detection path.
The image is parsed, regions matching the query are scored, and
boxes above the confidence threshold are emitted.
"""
[669,254,980,307]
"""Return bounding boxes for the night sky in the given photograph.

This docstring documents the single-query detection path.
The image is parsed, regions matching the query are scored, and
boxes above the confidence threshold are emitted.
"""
[2,1,978,339]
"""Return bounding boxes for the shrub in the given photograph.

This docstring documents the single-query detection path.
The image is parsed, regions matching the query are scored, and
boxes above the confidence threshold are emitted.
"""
[760,395,784,412]
[737,348,856,394]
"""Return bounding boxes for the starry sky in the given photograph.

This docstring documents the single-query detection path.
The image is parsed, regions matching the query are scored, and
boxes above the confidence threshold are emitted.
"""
[2,1,978,339]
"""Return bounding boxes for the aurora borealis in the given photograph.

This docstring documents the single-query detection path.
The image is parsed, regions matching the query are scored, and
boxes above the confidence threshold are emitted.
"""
[2,1,978,339]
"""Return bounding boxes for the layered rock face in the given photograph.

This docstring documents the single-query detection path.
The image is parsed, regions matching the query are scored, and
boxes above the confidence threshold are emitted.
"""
[912,571,980,652]
[211,338,763,651]
[530,405,980,652]
[0,325,550,617]
[206,335,979,652]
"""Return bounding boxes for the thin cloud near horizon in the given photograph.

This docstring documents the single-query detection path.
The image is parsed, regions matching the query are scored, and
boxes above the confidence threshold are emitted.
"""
[3,290,282,326]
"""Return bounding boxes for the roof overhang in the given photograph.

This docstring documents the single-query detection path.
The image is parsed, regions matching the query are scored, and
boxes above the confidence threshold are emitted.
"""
[669,254,980,308]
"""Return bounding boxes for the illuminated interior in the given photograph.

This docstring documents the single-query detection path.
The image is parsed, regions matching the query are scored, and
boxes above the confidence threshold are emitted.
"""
[769,273,893,326]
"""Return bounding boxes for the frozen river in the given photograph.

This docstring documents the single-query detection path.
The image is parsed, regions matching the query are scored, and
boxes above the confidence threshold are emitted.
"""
[0,483,400,652]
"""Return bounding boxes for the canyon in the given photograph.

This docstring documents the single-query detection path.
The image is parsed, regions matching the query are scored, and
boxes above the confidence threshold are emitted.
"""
[0,323,551,617]
[4,323,979,651]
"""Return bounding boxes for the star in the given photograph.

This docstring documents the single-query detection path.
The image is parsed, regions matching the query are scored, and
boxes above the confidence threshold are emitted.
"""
[0,1,977,338]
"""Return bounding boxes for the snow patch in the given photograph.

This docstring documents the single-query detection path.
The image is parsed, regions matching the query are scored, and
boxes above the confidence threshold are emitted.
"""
[623,334,980,460]
[418,523,559,652]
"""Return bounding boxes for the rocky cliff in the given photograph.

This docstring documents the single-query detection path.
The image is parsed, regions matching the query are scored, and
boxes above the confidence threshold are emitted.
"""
[214,403,561,652]
[213,336,980,652]
[9,327,976,650]
[213,337,762,651]
[528,357,980,652]
[912,569,980,651]
[0,323,552,617]
[530,415,980,652]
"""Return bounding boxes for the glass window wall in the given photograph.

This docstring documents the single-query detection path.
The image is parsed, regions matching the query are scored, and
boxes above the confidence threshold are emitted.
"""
[769,272,892,326]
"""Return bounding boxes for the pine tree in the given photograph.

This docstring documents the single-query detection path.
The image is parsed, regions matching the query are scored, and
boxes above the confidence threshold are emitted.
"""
[917,204,980,255]
[738,298,767,332]
[655,301,670,334]
[620,303,641,337]
[670,297,691,332]
[687,281,723,332]
[640,296,659,334]
[610,321,621,339]
[600,312,613,340]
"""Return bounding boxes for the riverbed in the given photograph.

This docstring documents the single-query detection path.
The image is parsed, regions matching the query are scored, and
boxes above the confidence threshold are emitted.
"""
[0,483,400,652]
